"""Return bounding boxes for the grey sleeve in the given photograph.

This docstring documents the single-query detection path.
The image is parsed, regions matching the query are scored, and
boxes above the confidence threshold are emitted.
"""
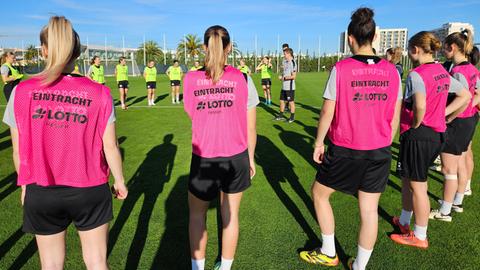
[107,98,116,124]
[2,87,17,128]
[323,67,337,100]
[476,77,480,90]
[396,71,403,100]
[247,76,260,109]
[87,66,93,76]
[453,72,469,89]
[405,71,425,100]
[1,65,9,76]
[449,76,464,94]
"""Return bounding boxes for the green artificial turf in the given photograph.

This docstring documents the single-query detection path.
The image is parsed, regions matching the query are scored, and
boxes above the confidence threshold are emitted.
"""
[0,72,479,269]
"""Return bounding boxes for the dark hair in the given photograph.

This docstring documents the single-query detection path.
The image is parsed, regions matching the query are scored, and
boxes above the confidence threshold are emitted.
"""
[445,29,474,56]
[119,56,126,63]
[204,25,230,83]
[282,43,289,50]
[173,59,179,64]
[347,7,376,47]
[470,46,479,65]
[284,48,293,57]
[409,31,441,54]
[90,55,100,65]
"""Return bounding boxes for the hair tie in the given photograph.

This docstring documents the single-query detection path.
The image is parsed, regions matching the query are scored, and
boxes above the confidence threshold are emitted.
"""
[461,30,469,37]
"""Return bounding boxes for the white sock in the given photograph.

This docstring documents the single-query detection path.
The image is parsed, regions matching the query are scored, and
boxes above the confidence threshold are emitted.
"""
[191,258,205,270]
[466,180,471,190]
[352,245,373,270]
[453,192,464,205]
[172,97,175,103]
[440,200,453,215]
[176,93,180,102]
[399,209,413,226]
[320,233,336,257]
[220,257,233,270]
[413,224,427,240]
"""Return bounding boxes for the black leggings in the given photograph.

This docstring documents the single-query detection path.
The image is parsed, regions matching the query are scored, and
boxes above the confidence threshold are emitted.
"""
[3,80,20,102]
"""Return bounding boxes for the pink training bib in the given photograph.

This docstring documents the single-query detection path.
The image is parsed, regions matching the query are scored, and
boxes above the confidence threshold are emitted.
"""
[451,63,480,118]
[14,75,113,187]
[183,66,248,158]
[329,58,400,150]
[400,63,450,134]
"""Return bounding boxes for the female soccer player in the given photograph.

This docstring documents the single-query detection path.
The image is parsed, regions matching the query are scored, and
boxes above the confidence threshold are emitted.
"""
[256,56,273,105]
[1,51,23,101]
[115,57,129,110]
[144,60,157,106]
[166,60,183,104]
[238,59,251,77]
[299,8,402,269]
[190,60,203,71]
[430,30,480,220]
[390,31,470,248]
[183,25,259,270]
[2,16,127,270]
[87,56,105,85]
[386,47,404,78]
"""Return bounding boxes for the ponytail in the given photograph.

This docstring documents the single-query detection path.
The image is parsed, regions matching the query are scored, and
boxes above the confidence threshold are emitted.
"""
[38,16,81,86]
[445,29,474,57]
[409,31,441,54]
[204,25,230,83]
[469,46,479,65]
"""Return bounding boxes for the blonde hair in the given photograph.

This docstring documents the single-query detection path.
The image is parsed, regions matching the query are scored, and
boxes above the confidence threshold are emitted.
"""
[1,51,14,65]
[204,25,230,83]
[386,47,402,64]
[38,16,81,86]
[408,31,441,54]
[445,29,474,56]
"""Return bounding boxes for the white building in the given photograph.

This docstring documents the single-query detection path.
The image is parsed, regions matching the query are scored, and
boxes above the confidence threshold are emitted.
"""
[340,27,407,56]
[432,22,475,42]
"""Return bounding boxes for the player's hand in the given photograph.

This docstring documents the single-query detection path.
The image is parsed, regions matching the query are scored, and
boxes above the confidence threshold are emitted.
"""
[249,159,256,179]
[278,76,283,81]
[112,181,128,200]
[313,144,325,164]
[21,185,26,206]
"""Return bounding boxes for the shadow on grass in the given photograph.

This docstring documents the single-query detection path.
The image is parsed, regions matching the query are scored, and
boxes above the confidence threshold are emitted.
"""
[0,139,12,152]
[107,134,177,270]
[150,175,190,270]
[0,173,18,203]
[128,96,148,107]
[256,135,354,266]
[154,94,169,104]
[0,227,37,270]
[0,129,10,139]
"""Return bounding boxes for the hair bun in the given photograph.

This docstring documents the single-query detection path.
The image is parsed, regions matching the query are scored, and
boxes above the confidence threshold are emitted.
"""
[351,7,374,24]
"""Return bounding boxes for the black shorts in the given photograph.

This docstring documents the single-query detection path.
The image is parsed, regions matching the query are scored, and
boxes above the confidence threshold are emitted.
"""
[170,80,181,86]
[118,80,129,89]
[398,125,445,181]
[146,82,157,89]
[443,115,479,155]
[280,90,295,102]
[315,145,392,195]
[189,150,251,201]
[261,79,272,86]
[23,183,113,235]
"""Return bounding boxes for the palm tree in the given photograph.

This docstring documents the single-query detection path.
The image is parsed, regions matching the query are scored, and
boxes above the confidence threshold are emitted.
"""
[176,34,203,62]
[136,40,163,64]
[24,44,38,62]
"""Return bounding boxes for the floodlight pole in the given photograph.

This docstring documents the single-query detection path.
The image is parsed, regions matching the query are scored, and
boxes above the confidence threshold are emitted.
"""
[104,36,108,69]
[163,34,166,65]
[277,34,280,74]
[254,35,257,72]
[184,34,187,65]
[143,34,146,66]
[318,36,321,72]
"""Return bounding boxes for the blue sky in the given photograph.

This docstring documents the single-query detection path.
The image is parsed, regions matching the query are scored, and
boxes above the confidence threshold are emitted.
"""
[3,0,480,54]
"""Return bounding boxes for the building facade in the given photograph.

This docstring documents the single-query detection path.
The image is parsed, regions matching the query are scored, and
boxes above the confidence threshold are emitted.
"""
[340,27,407,56]
[432,22,475,42]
